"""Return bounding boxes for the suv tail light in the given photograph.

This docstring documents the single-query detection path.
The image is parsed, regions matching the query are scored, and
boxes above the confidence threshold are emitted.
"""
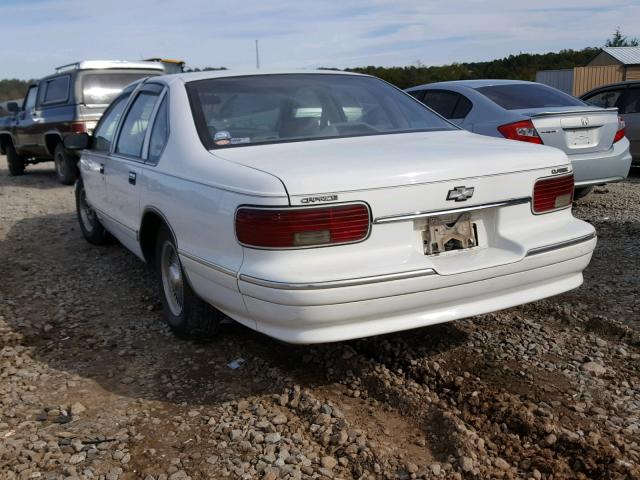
[236,203,370,248]
[533,174,574,214]
[70,122,87,133]
[613,115,626,143]
[498,120,543,144]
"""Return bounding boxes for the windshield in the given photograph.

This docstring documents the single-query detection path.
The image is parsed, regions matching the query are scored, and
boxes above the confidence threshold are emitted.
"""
[81,71,160,105]
[475,83,586,110]
[186,74,454,148]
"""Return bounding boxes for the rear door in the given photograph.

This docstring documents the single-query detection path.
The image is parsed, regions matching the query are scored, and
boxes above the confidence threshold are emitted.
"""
[620,86,640,161]
[105,83,163,253]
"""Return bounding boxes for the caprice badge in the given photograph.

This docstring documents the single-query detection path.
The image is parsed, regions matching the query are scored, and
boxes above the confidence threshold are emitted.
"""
[447,186,475,202]
[300,195,338,204]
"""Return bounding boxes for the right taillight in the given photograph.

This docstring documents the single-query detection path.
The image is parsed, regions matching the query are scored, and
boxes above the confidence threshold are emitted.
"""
[498,119,543,144]
[235,203,370,248]
[533,174,574,214]
[613,115,626,143]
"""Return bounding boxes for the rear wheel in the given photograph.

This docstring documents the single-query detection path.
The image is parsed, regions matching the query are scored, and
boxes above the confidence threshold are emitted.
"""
[75,177,110,245]
[54,143,78,185]
[155,226,223,339]
[6,143,25,176]
[574,186,593,200]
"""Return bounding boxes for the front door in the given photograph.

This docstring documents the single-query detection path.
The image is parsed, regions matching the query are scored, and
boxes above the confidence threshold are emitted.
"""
[81,93,130,214]
[106,87,162,255]
[15,85,46,156]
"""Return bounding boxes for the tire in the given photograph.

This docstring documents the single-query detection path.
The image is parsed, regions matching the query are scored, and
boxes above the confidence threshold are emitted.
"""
[155,225,223,340]
[75,177,110,245]
[6,143,25,176]
[574,186,593,200]
[54,143,78,185]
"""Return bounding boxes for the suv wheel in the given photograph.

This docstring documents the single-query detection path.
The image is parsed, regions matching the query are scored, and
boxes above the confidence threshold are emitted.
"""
[75,177,110,244]
[6,143,26,176]
[155,225,223,340]
[54,144,78,185]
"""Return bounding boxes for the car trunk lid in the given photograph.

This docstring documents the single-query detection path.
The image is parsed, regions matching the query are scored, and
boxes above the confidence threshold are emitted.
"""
[521,107,619,156]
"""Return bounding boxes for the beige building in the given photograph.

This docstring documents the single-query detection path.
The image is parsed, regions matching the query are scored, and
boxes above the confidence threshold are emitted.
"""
[536,47,640,97]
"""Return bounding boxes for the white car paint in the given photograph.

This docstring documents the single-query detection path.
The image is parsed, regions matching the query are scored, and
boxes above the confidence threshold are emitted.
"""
[79,70,596,344]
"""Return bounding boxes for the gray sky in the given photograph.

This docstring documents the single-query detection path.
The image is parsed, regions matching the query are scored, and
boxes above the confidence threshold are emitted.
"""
[1,0,638,79]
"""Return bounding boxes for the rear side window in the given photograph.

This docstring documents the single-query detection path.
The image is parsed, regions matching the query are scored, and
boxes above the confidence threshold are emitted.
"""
[423,90,472,119]
[408,90,425,101]
[583,89,625,109]
[116,92,159,157]
[476,84,585,110]
[92,95,129,152]
[147,96,169,164]
[40,76,70,105]
[82,72,159,106]
[623,88,640,114]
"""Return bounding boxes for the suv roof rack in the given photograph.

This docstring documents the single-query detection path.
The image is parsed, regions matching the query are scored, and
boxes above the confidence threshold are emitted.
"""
[55,60,165,73]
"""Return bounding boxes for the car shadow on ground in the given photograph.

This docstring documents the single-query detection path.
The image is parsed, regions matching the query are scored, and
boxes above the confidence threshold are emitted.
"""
[0,210,470,410]
[1,161,68,190]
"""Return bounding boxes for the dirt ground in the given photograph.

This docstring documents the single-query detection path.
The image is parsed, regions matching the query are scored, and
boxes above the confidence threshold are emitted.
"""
[0,156,639,480]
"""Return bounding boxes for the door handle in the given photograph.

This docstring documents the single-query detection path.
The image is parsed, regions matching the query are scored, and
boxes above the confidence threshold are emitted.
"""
[128,171,137,185]
[99,163,104,174]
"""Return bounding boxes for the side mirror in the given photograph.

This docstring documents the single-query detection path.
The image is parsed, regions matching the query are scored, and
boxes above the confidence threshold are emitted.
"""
[6,102,19,113]
[63,132,91,150]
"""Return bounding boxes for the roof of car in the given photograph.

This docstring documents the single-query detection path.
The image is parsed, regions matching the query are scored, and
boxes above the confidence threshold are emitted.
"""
[162,69,366,84]
[406,79,537,91]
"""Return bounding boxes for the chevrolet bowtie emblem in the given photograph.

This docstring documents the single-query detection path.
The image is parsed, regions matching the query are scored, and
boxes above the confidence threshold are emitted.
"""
[447,186,475,202]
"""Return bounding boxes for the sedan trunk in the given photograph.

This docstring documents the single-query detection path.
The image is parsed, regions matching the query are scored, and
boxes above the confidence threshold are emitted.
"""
[521,107,619,156]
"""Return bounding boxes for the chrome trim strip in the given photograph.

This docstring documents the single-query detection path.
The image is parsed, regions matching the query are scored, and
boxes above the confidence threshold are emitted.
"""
[525,232,596,257]
[178,250,237,277]
[239,268,437,290]
[374,197,530,224]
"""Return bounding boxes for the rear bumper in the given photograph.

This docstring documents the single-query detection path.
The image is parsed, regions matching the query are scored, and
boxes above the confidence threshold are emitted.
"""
[570,138,632,187]
[237,232,596,344]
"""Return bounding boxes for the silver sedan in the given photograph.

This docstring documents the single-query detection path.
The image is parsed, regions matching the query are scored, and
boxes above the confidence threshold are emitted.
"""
[406,80,632,198]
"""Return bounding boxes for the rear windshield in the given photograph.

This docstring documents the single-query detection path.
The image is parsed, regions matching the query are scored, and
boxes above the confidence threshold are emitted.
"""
[81,71,160,105]
[475,83,585,110]
[186,74,454,149]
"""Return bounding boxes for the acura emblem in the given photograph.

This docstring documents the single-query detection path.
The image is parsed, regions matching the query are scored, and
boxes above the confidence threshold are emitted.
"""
[447,186,475,202]
[581,117,589,127]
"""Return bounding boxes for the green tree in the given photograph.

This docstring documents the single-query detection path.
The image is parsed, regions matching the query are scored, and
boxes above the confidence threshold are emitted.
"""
[605,27,639,47]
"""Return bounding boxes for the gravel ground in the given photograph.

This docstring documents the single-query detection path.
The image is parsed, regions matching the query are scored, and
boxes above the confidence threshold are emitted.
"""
[0,156,639,480]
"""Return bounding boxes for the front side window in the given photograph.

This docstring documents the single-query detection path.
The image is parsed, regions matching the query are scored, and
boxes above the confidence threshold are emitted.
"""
[583,89,625,109]
[476,83,585,110]
[92,95,129,152]
[186,74,454,149]
[422,91,471,119]
[147,96,169,163]
[41,76,70,104]
[116,92,159,157]
[23,86,37,111]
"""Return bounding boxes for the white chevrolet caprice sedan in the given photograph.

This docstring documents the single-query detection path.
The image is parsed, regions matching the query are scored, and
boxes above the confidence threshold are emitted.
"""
[65,70,596,344]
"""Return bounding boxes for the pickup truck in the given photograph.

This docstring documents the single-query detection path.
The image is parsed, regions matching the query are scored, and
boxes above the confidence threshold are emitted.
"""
[0,60,163,184]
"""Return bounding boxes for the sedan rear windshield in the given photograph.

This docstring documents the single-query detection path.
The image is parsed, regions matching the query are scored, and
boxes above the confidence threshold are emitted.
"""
[186,74,454,148]
[81,71,160,106]
[475,84,585,110]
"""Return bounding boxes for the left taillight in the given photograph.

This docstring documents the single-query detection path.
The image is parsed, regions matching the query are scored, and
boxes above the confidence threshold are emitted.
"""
[613,115,626,143]
[235,203,371,248]
[70,122,86,133]
[532,174,574,214]
[497,119,543,144]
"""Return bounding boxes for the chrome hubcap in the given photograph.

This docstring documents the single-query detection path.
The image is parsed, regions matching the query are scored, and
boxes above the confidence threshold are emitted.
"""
[79,188,96,233]
[161,241,184,316]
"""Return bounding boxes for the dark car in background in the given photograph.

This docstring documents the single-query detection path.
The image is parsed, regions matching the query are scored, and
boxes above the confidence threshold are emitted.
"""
[581,81,640,166]
[0,60,163,184]
[406,80,631,198]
